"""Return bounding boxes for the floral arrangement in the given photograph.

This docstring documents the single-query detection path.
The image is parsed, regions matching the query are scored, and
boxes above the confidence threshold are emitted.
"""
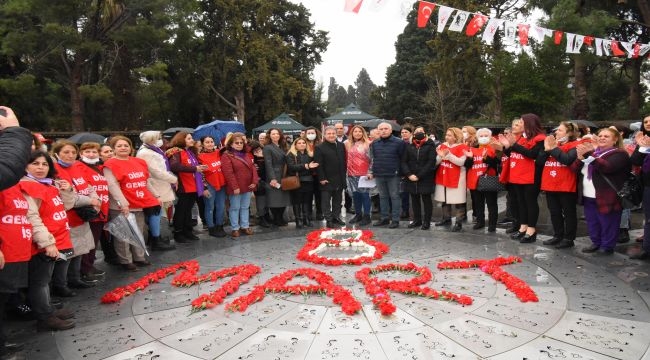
[298,229,388,266]
[437,256,538,302]
[226,268,362,315]
[356,262,473,315]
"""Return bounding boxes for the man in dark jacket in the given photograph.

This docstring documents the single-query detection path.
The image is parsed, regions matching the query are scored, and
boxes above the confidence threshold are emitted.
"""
[368,122,406,228]
[315,126,347,228]
[0,106,32,191]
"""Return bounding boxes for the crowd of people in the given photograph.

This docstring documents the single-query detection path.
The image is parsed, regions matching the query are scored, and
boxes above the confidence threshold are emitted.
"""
[0,104,649,359]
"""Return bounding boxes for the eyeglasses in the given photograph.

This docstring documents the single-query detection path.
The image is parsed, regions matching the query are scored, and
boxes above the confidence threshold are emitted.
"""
[232,141,244,145]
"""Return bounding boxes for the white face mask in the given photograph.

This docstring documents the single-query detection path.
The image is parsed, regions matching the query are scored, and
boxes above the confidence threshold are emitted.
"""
[81,156,100,164]
[155,139,163,147]
[556,136,568,144]
[306,133,317,141]
[462,132,468,140]
[478,137,490,145]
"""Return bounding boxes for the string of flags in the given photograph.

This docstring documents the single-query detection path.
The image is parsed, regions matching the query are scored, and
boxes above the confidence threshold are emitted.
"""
[415,1,650,59]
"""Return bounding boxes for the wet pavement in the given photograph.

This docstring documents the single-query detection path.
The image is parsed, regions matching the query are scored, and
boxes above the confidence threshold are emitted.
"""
[7,194,650,359]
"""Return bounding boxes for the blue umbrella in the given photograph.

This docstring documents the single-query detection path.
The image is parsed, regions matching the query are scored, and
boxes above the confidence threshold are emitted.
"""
[193,120,245,144]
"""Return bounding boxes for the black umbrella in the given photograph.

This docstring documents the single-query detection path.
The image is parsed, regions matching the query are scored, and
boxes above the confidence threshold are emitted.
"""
[67,132,106,144]
[358,119,401,131]
[162,127,194,138]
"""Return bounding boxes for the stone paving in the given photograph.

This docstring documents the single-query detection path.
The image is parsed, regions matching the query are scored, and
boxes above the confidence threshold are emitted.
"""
[7,210,650,360]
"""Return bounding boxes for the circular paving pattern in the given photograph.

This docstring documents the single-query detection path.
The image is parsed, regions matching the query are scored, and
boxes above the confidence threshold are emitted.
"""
[41,228,650,359]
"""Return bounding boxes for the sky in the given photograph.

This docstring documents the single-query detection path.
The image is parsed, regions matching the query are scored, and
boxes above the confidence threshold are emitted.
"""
[289,0,413,89]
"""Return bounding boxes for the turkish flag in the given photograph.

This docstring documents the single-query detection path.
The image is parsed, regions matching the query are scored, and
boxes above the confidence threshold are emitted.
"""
[518,24,530,46]
[465,14,488,37]
[417,1,436,28]
[583,36,594,46]
[610,40,626,57]
[554,31,563,45]
[344,0,364,13]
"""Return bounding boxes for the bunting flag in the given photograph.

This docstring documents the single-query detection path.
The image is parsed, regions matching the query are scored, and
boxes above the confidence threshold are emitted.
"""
[611,40,626,57]
[344,0,364,13]
[565,33,585,54]
[482,19,505,44]
[417,1,436,28]
[448,11,470,32]
[554,31,563,45]
[436,6,455,32]
[595,39,611,56]
[503,21,518,44]
[465,14,488,37]
[363,0,388,12]
[620,41,635,58]
[639,44,650,57]
[518,24,530,46]
[583,36,594,47]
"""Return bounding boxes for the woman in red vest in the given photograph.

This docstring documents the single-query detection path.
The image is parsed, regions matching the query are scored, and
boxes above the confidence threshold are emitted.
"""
[198,135,227,237]
[20,151,76,331]
[52,140,101,296]
[166,132,208,243]
[434,127,469,232]
[540,122,582,249]
[465,128,499,232]
[104,136,161,271]
[498,114,547,243]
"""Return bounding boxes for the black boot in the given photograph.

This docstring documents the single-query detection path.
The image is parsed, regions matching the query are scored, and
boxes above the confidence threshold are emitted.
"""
[152,236,175,251]
[257,216,271,228]
[302,204,312,227]
[208,227,218,237]
[358,214,371,226]
[293,205,303,229]
[214,225,227,237]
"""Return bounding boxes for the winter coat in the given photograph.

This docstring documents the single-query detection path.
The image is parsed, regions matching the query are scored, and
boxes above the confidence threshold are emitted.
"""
[137,146,178,203]
[314,140,347,191]
[0,127,32,191]
[401,139,437,194]
[369,135,406,177]
[263,143,291,207]
[286,151,314,182]
[221,150,259,195]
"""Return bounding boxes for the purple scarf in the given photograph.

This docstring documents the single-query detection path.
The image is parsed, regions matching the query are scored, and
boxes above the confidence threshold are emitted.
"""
[185,149,204,196]
[145,144,171,172]
[587,147,616,180]
[26,173,54,185]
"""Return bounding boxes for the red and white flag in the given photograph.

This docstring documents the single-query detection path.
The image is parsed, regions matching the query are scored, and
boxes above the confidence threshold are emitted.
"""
[482,18,505,44]
[436,6,455,32]
[344,0,364,13]
[417,1,436,28]
[565,33,584,54]
[610,40,626,57]
[518,24,530,46]
[595,38,611,56]
[620,41,635,58]
[465,14,488,37]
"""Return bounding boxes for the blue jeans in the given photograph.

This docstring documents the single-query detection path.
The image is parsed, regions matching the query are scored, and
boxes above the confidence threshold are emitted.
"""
[352,191,371,216]
[204,184,226,227]
[229,192,252,230]
[376,176,401,221]
[146,212,161,237]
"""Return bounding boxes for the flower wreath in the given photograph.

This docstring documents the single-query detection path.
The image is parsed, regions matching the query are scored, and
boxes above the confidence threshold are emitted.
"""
[297,229,389,266]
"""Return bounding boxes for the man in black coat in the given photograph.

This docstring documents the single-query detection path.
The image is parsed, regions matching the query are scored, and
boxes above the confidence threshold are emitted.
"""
[0,106,32,191]
[314,126,347,228]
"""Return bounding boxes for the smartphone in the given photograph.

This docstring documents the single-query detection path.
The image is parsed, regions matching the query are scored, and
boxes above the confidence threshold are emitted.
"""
[56,252,68,262]
[0,109,6,117]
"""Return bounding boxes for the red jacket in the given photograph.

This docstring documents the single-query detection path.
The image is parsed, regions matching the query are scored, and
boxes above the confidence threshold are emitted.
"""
[540,140,580,192]
[0,184,32,262]
[506,134,545,184]
[198,151,226,190]
[168,148,199,193]
[221,150,259,195]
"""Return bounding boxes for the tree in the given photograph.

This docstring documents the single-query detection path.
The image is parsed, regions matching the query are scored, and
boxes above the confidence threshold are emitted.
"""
[354,68,376,113]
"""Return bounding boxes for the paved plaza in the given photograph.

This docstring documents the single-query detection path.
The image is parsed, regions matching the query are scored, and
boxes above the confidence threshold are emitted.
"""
[8,201,650,360]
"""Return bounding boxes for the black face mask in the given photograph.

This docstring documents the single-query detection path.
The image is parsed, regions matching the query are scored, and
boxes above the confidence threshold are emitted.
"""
[414,133,426,141]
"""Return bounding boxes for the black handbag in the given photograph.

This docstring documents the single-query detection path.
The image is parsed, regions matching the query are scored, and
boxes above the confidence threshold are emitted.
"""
[476,174,506,192]
[602,172,643,209]
[73,205,99,221]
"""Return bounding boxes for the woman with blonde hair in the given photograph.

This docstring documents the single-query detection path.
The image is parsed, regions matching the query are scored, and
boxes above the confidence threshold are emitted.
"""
[434,127,469,232]
[345,125,373,226]
[286,137,319,228]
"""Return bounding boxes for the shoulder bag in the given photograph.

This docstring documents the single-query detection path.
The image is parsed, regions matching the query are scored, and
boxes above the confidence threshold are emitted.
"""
[280,164,301,191]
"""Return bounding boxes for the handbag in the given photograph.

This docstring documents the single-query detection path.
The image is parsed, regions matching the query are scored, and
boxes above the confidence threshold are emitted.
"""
[74,205,100,221]
[602,172,643,210]
[476,174,506,192]
[280,164,301,191]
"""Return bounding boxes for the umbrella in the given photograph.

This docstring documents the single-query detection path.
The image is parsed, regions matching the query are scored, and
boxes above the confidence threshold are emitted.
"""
[358,119,401,131]
[104,213,149,256]
[162,127,194,138]
[193,120,245,144]
[67,132,106,144]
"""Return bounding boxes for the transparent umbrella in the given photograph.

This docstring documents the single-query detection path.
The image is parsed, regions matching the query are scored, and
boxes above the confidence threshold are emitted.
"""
[104,213,149,256]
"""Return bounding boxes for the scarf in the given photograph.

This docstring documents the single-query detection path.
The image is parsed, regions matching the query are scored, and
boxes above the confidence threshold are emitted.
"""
[412,137,427,148]
[25,173,54,185]
[145,143,171,172]
[185,148,204,196]
[587,147,616,180]
[233,149,247,159]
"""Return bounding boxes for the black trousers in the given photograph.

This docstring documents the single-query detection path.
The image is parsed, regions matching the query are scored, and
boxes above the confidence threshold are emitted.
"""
[471,190,498,227]
[546,191,578,240]
[174,192,198,233]
[410,193,432,224]
[321,189,343,221]
[511,183,540,227]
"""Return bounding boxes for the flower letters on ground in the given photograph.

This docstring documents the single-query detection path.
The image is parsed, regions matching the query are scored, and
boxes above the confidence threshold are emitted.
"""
[102,228,538,315]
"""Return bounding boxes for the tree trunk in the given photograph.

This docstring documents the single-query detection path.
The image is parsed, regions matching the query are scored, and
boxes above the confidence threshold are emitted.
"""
[234,89,245,125]
[70,56,85,131]
[572,57,589,120]
[628,58,642,119]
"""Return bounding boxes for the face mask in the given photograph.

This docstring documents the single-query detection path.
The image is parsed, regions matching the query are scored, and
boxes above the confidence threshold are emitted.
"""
[462,132,468,140]
[155,139,163,147]
[556,136,568,144]
[306,134,317,141]
[81,156,100,164]
[414,133,426,141]
[478,137,490,145]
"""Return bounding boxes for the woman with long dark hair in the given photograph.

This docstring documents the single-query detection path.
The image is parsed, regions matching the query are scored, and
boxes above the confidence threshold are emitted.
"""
[263,128,291,226]
[498,114,546,243]
[198,135,227,237]
[166,132,208,242]
[304,127,323,221]
[402,126,437,230]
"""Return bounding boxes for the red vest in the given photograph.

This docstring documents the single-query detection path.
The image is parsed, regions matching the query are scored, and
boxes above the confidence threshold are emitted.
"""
[541,141,580,192]
[104,157,159,209]
[466,146,497,190]
[507,134,546,184]
[0,185,33,262]
[55,162,97,227]
[499,153,510,184]
[77,163,109,221]
[199,151,225,190]
[19,180,73,254]
[435,143,468,188]
[177,150,198,193]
